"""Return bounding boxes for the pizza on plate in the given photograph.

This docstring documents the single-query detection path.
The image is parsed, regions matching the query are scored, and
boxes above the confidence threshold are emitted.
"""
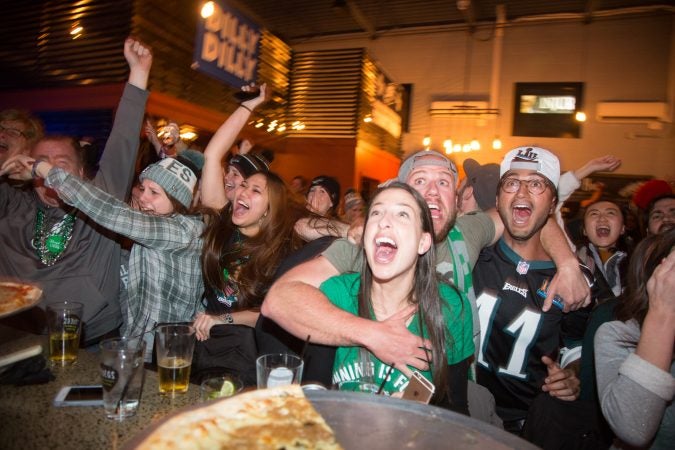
[134,384,343,450]
[0,281,43,318]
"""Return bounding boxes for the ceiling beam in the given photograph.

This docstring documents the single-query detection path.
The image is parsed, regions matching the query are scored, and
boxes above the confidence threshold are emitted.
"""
[584,0,600,23]
[344,0,376,38]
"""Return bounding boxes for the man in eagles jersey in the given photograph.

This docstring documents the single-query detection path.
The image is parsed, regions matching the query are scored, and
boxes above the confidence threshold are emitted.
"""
[473,146,589,434]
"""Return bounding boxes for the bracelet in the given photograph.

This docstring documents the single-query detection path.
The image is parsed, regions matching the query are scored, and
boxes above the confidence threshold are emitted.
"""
[240,104,253,113]
[31,160,42,179]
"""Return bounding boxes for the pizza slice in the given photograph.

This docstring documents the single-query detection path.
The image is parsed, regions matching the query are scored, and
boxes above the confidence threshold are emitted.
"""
[134,384,343,449]
[0,281,43,318]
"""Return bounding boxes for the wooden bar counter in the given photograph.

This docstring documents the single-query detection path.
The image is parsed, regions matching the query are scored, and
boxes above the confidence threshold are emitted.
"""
[0,328,199,450]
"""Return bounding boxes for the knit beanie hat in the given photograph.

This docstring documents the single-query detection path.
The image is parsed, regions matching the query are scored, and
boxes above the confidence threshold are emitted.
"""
[229,150,274,178]
[140,149,204,208]
[309,175,341,209]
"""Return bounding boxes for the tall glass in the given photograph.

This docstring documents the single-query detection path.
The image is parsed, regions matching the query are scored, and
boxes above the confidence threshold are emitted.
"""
[46,301,83,366]
[155,324,196,395]
[100,337,146,419]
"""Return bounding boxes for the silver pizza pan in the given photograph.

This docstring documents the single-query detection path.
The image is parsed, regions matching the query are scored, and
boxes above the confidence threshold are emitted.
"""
[307,390,537,449]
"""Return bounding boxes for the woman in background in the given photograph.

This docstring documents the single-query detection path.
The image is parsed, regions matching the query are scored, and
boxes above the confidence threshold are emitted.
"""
[595,229,675,449]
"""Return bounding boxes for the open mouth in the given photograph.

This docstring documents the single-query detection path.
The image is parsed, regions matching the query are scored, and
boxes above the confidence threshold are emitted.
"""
[595,226,611,238]
[374,236,397,263]
[233,199,250,216]
[427,202,441,220]
[512,204,532,224]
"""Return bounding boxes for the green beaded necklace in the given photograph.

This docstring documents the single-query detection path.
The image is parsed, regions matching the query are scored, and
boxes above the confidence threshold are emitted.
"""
[33,208,76,266]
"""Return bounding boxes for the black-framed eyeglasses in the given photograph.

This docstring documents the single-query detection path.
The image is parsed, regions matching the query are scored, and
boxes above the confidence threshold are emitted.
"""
[0,124,25,138]
[500,177,550,195]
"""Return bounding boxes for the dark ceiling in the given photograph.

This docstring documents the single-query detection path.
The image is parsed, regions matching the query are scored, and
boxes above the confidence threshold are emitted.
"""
[226,0,673,43]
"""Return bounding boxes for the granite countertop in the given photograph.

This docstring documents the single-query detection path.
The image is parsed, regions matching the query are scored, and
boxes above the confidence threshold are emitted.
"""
[0,329,200,450]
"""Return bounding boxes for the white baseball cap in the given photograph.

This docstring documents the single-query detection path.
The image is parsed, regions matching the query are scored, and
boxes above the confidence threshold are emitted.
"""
[500,146,560,188]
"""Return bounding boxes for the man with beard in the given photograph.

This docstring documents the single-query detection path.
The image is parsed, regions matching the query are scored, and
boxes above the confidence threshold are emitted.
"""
[262,149,590,376]
[0,38,152,345]
[647,194,674,235]
[472,146,591,438]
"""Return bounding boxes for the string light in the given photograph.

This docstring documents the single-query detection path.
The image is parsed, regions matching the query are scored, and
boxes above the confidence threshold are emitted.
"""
[492,136,503,150]
[422,135,431,148]
[201,1,215,18]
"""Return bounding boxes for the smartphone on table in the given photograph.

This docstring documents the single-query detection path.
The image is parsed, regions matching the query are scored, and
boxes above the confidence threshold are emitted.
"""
[53,385,104,407]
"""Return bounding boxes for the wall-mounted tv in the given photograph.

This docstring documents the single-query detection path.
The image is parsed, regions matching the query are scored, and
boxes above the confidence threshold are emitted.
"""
[513,82,584,138]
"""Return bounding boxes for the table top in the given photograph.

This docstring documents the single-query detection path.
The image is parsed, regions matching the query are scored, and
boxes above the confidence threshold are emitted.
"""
[0,329,200,450]
[0,328,536,450]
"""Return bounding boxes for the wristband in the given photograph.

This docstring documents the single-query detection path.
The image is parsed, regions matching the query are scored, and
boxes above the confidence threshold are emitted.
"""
[240,104,253,113]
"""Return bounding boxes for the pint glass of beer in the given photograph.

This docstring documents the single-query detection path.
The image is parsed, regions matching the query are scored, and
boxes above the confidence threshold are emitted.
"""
[155,324,196,395]
[46,301,84,366]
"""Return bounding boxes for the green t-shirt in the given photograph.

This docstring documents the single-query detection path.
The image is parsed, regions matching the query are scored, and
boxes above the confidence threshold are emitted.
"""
[320,273,474,395]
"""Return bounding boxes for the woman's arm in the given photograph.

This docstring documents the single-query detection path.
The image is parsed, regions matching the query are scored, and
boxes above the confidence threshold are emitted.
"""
[193,310,260,341]
[595,320,674,447]
[200,85,267,209]
[33,162,201,249]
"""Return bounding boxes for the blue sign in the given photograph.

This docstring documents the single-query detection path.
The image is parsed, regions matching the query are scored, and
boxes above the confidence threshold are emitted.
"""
[192,1,261,88]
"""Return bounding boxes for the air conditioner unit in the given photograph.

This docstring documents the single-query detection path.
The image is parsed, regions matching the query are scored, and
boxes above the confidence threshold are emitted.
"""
[596,102,670,123]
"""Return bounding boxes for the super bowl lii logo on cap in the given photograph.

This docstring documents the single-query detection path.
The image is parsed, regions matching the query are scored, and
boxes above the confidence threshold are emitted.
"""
[516,147,538,161]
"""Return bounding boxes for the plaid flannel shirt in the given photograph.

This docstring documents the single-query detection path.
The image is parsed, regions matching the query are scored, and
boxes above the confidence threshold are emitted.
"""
[46,168,205,351]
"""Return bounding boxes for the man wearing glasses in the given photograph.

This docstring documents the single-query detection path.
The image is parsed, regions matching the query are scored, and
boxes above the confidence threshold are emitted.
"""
[473,146,593,440]
[0,109,44,166]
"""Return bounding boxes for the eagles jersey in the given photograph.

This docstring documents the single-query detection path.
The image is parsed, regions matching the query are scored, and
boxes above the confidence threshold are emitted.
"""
[473,239,589,422]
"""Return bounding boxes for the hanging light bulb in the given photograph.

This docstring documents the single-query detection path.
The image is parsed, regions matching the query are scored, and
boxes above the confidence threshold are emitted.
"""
[462,144,472,153]
[470,138,481,151]
[201,1,215,18]
[422,135,431,148]
[453,144,462,153]
[492,136,502,150]
[575,111,587,122]
[443,139,453,154]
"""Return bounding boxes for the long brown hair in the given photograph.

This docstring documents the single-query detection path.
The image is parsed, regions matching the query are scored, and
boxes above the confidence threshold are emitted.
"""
[615,229,675,326]
[357,182,461,402]
[201,171,304,310]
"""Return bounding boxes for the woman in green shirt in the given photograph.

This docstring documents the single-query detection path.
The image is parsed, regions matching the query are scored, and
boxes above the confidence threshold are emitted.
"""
[320,182,474,413]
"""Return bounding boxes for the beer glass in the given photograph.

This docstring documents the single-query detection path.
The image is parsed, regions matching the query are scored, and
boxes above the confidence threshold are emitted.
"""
[155,324,196,395]
[100,337,146,419]
[46,301,83,366]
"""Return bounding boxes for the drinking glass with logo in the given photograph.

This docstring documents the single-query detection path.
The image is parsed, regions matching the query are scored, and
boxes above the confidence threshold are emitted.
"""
[155,324,196,395]
[46,301,83,366]
[100,337,146,419]
[256,353,304,389]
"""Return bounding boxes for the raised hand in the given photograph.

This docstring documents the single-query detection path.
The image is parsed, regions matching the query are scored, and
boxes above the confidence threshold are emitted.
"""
[574,155,621,180]
[0,154,36,180]
[241,83,268,111]
[124,37,153,90]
